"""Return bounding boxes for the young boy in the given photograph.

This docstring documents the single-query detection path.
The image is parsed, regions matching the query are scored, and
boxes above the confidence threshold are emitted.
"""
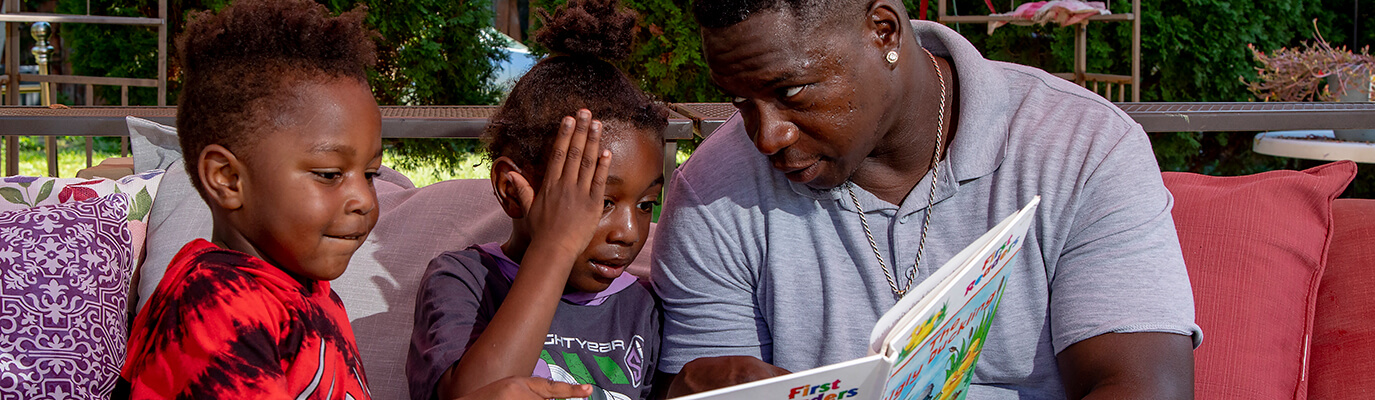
[117,0,382,398]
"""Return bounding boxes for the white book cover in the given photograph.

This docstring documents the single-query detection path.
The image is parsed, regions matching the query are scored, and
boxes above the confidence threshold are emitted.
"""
[674,197,1040,400]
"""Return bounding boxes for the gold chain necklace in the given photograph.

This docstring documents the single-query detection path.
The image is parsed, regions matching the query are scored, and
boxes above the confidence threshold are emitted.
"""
[847,47,947,299]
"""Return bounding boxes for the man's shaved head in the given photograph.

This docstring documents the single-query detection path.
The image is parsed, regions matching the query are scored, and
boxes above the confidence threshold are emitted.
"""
[693,0,877,30]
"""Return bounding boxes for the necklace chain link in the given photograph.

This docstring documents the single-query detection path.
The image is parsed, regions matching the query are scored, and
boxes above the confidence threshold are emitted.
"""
[848,47,947,300]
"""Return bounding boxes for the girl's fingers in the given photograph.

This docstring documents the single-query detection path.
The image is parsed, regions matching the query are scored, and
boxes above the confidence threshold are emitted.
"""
[589,149,612,200]
[562,109,593,184]
[544,115,576,184]
[579,120,604,190]
[524,378,592,398]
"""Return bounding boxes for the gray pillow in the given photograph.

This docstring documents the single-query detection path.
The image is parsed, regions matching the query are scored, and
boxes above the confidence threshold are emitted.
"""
[126,117,212,313]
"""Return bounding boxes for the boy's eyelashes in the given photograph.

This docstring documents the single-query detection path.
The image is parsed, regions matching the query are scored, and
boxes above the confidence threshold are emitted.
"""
[309,169,380,183]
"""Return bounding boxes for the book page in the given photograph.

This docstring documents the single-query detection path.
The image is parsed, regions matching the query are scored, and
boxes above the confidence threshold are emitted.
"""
[671,355,890,400]
[868,197,1040,355]
[877,197,1039,400]
[673,198,1039,400]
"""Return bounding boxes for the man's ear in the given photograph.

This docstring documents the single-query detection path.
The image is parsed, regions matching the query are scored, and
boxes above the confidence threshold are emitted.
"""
[198,144,245,211]
[869,0,906,56]
[491,156,531,219]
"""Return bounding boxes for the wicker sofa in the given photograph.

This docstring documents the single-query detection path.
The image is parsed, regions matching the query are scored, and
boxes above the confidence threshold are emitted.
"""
[0,116,1372,400]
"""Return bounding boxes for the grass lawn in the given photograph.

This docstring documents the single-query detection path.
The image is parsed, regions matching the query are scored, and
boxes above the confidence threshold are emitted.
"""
[383,150,491,187]
[10,137,690,188]
[7,137,123,178]
[7,136,490,186]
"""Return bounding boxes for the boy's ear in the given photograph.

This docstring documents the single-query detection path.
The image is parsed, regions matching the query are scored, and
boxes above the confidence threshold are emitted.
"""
[198,144,245,211]
[491,156,531,219]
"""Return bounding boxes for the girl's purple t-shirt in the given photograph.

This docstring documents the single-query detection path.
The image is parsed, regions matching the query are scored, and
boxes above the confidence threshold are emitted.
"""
[406,243,661,400]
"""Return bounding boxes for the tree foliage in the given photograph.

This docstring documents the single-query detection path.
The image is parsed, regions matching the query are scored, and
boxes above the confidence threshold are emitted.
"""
[55,0,505,176]
[317,0,506,106]
[931,0,1374,196]
[41,0,1375,195]
[58,0,504,106]
[528,0,723,103]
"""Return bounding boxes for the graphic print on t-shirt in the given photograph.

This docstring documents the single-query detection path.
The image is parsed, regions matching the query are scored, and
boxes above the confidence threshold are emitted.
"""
[120,240,371,400]
[539,334,648,400]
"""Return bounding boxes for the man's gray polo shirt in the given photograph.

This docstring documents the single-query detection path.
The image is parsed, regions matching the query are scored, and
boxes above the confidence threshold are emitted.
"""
[650,20,1201,399]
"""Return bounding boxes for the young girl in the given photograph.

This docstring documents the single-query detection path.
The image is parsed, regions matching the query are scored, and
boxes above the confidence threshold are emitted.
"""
[406,1,667,399]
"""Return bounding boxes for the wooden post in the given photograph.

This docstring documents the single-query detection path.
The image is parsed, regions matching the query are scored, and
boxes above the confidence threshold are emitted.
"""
[4,0,19,176]
[1074,23,1087,86]
[32,22,58,177]
[1131,0,1140,101]
[156,0,166,106]
[662,140,678,187]
[85,83,93,168]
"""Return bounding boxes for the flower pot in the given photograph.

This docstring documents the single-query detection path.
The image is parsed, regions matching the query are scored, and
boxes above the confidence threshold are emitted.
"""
[1330,72,1375,142]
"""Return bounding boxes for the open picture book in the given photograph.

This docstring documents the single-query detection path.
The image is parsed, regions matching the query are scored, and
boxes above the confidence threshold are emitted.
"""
[674,197,1041,400]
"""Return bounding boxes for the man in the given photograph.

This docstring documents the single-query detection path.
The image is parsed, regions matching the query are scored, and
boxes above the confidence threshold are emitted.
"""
[650,0,1201,398]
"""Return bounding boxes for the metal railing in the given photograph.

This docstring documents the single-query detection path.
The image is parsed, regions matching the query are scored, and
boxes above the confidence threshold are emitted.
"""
[670,102,1375,137]
[1,0,168,176]
[0,105,696,181]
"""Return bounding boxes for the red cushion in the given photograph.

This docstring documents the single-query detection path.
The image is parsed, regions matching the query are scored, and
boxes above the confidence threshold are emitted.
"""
[1163,161,1356,400]
[1308,198,1375,399]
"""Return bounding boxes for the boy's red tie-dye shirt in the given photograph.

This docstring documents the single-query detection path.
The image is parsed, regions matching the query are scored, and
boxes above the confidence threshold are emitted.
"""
[120,239,371,399]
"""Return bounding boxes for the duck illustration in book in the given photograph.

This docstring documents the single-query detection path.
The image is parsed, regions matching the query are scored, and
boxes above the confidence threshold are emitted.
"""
[934,281,1002,400]
[901,304,948,362]
[936,338,979,400]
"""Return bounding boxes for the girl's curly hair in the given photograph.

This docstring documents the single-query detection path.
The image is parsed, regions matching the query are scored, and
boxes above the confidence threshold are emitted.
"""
[484,0,669,169]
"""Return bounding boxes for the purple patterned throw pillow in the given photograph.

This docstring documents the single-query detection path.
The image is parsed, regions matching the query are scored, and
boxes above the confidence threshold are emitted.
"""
[0,194,133,399]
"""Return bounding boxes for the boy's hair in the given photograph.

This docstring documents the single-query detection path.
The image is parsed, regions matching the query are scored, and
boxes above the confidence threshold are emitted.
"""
[483,0,669,169]
[176,0,377,192]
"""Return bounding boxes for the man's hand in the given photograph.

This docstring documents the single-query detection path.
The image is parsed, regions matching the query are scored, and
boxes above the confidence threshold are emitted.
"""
[666,356,792,398]
[1056,332,1194,399]
[450,376,592,400]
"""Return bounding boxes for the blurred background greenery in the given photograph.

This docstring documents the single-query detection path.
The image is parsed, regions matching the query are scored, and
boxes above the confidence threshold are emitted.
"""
[7,0,1374,194]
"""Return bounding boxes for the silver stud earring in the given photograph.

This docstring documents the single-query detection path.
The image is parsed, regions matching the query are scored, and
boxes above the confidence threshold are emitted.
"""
[886,50,899,64]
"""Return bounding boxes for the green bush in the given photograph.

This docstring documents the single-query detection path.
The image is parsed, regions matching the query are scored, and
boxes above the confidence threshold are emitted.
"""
[40,0,1375,196]
[57,0,503,106]
[527,0,723,103]
[527,0,725,153]
[54,0,505,179]
[933,0,1375,197]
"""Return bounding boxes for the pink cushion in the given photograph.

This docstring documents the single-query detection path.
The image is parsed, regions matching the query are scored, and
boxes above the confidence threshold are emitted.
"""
[0,172,165,274]
[1308,198,1375,399]
[1163,161,1355,400]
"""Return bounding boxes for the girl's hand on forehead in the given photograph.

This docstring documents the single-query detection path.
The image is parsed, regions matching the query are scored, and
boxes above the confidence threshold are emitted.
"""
[507,108,612,260]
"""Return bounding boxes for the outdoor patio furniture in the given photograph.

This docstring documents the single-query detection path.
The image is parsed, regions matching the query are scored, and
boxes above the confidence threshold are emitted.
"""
[936,0,1141,101]
[1254,130,1375,163]
[0,104,1373,399]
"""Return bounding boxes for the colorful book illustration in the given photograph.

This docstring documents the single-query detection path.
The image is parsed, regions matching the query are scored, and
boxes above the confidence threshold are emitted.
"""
[674,197,1040,400]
